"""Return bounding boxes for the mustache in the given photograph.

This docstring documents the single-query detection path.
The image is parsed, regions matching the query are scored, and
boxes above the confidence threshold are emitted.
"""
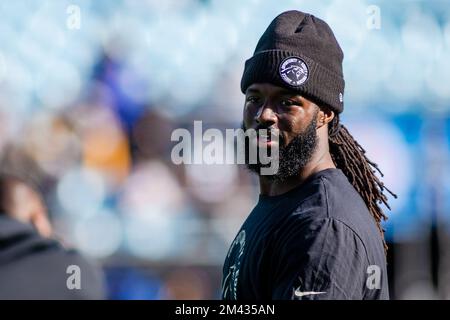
[240,122,285,145]
[256,126,284,145]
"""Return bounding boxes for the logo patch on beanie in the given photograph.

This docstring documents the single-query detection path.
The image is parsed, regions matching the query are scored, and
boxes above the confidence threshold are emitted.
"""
[279,57,309,86]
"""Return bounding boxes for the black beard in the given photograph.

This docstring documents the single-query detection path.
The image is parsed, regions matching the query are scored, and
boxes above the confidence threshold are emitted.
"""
[242,113,318,182]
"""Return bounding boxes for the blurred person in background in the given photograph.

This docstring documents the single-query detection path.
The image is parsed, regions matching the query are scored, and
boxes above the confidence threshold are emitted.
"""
[222,11,396,300]
[0,174,105,299]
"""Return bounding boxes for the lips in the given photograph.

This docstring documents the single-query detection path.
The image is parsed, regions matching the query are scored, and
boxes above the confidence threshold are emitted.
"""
[256,129,280,147]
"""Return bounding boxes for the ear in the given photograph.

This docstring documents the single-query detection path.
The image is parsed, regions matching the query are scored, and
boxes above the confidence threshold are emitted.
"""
[317,108,335,129]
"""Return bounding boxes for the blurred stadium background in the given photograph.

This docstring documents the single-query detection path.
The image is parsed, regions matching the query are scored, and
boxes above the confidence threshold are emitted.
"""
[0,0,449,299]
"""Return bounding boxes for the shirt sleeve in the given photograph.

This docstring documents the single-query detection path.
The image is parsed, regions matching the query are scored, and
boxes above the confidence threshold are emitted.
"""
[271,217,369,300]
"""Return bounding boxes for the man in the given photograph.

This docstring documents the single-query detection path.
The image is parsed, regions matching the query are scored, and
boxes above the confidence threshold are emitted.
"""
[0,174,105,299]
[222,10,396,300]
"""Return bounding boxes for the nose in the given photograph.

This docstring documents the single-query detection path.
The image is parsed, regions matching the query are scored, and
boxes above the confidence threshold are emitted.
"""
[255,104,277,128]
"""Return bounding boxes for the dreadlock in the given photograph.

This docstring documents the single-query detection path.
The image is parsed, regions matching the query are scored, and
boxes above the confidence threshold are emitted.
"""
[328,114,397,253]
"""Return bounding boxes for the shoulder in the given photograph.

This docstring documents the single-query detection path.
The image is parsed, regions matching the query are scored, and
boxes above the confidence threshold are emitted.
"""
[279,169,370,226]
[288,169,382,244]
[274,168,387,268]
[269,170,389,299]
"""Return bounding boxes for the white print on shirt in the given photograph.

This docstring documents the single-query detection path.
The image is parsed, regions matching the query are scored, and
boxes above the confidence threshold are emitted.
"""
[222,230,246,299]
[294,287,326,298]
[292,264,382,299]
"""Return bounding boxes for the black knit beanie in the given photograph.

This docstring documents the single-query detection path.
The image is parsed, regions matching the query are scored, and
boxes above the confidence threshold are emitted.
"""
[241,10,345,114]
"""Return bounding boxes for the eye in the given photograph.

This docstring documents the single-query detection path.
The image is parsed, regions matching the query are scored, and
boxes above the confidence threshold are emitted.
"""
[280,99,295,107]
[246,96,260,104]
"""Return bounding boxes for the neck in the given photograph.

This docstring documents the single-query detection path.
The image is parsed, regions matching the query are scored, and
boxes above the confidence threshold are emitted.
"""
[259,146,335,197]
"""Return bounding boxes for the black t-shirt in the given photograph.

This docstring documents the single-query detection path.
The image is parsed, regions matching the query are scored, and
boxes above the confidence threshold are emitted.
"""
[221,168,389,300]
